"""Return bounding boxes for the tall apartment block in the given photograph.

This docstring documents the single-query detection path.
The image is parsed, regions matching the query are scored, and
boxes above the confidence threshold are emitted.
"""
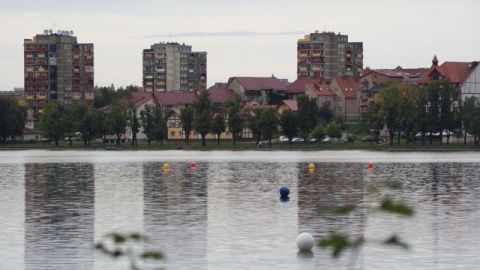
[297,31,363,80]
[24,30,94,113]
[142,42,207,92]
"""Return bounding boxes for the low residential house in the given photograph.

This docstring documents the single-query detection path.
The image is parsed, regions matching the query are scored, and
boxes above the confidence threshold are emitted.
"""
[305,82,338,111]
[276,100,297,114]
[329,76,360,120]
[22,112,42,141]
[359,68,423,100]
[224,76,288,105]
[286,78,322,100]
[165,108,233,142]
[419,55,480,99]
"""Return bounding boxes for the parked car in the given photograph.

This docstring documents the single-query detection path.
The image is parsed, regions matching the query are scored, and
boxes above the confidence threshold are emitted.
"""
[321,137,336,143]
[64,136,81,141]
[291,137,303,143]
[361,135,385,143]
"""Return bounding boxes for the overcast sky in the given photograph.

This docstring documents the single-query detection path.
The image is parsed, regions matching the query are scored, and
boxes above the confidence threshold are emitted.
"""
[1,0,478,90]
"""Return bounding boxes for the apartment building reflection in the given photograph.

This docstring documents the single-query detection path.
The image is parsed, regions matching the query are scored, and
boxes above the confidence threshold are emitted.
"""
[143,162,208,269]
[24,163,94,270]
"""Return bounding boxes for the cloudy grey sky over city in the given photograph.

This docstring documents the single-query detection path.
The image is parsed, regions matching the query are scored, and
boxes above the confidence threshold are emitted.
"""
[0,0,478,90]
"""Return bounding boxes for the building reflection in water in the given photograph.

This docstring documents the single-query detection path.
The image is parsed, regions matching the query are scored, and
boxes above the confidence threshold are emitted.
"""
[24,163,94,270]
[0,164,25,268]
[143,161,208,269]
[93,162,144,270]
[297,162,366,269]
[206,162,299,269]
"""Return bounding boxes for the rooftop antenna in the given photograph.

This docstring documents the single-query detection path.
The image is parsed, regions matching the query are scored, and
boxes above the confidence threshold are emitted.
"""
[43,29,48,35]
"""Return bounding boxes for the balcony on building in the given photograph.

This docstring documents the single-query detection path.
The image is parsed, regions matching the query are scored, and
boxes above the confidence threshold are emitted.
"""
[86,96,94,100]
[299,74,308,79]
[73,87,81,92]
[311,66,321,71]
[24,39,36,44]
[25,60,35,65]
[156,68,166,73]
[37,46,47,51]
[25,54,34,58]
[73,68,80,72]
[72,46,80,52]
[25,87,35,92]
[73,54,80,59]
[346,46,352,51]
[38,87,46,92]
[86,55,93,60]
[299,67,308,72]
[25,45,35,51]
[312,45,322,50]
[145,75,153,79]
[38,101,47,107]
[37,81,46,86]
[37,73,47,79]
[37,67,46,72]
[311,51,322,57]
[25,94,35,100]
[37,60,46,65]
[346,61,352,65]
[37,94,47,100]
[73,73,81,79]
[25,74,34,79]
[311,58,322,64]
[73,95,81,100]
[299,53,309,57]
[37,53,46,58]
[73,61,80,66]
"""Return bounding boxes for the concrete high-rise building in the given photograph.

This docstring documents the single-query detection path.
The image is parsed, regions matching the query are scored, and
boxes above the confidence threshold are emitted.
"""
[297,31,363,80]
[23,30,94,113]
[142,42,207,92]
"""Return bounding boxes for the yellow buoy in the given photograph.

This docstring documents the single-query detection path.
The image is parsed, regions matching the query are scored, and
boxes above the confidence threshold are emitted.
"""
[163,163,169,170]
[308,163,315,170]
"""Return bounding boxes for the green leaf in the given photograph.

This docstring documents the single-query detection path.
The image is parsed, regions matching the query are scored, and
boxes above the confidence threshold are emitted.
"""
[318,233,350,257]
[108,233,126,243]
[333,205,356,215]
[384,235,409,249]
[141,251,163,260]
[381,199,414,216]
[129,233,145,241]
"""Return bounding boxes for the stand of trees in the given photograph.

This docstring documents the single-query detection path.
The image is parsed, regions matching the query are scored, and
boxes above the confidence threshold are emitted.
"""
[362,80,480,146]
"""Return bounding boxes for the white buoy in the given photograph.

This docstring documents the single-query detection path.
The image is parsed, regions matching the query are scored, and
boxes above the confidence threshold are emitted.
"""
[296,232,314,251]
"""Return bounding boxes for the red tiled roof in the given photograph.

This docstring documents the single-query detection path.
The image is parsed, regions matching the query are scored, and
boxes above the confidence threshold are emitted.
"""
[369,69,419,78]
[287,78,323,94]
[205,88,235,103]
[226,77,288,91]
[277,99,298,111]
[208,82,228,90]
[332,76,359,98]
[419,61,473,84]
[128,92,158,108]
[306,83,336,97]
[153,91,198,106]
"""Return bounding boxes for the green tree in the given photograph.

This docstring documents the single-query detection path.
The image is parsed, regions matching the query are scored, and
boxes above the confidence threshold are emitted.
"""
[78,107,98,146]
[310,124,326,141]
[128,105,140,146]
[222,93,244,145]
[462,96,480,146]
[379,82,402,145]
[180,106,194,145]
[438,82,456,144]
[108,102,128,146]
[139,104,162,146]
[153,114,168,146]
[211,113,226,146]
[325,121,342,139]
[259,108,279,147]
[362,99,385,143]
[296,95,318,142]
[193,91,213,146]
[398,85,418,146]
[279,110,298,143]
[0,97,27,144]
[244,108,263,143]
[318,106,334,124]
[41,101,66,146]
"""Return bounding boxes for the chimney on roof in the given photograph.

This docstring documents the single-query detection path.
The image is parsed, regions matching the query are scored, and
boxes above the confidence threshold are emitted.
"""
[432,55,439,66]
[271,74,275,78]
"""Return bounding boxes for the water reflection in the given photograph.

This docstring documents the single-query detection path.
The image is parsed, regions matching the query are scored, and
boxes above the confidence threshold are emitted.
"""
[24,163,94,270]
[0,151,479,270]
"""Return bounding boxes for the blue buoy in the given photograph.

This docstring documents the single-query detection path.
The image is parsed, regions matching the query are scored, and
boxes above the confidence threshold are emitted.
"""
[279,186,290,197]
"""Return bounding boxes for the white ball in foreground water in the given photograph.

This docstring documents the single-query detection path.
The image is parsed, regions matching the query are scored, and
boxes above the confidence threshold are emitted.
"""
[296,232,314,251]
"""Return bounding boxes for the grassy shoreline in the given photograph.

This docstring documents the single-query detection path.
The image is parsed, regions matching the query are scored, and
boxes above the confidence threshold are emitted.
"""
[1,140,479,151]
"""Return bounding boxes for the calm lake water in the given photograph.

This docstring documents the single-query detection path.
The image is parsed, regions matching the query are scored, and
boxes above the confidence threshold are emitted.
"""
[0,150,480,270]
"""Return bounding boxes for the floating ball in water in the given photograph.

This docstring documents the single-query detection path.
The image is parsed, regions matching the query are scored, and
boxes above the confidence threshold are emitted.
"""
[190,161,196,168]
[308,163,315,170]
[368,162,374,169]
[163,163,169,170]
[279,186,290,197]
[296,232,314,251]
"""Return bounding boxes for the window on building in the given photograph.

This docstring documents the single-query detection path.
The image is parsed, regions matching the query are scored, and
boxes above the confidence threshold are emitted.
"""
[170,131,175,137]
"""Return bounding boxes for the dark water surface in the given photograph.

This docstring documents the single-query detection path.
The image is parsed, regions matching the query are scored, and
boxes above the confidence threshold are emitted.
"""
[1,150,479,270]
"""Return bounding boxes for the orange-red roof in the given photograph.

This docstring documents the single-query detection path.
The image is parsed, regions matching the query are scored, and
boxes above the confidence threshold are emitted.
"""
[226,76,288,91]
[419,61,473,84]
[287,78,323,94]
[277,99,298,111]
[306,83,336,97]
[332,76,359,98]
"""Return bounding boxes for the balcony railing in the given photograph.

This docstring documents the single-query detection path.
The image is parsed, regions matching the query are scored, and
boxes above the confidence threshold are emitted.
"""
[299,53,309,57]
[25,54,34,58]
[25,61,35,65]
[73,55,80,59]
[25,95,35,100]
[311,66,321,71]
[311,53,322,57]
[37,60,46,65]
[37,53,46,58]
[299,67,308,72]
